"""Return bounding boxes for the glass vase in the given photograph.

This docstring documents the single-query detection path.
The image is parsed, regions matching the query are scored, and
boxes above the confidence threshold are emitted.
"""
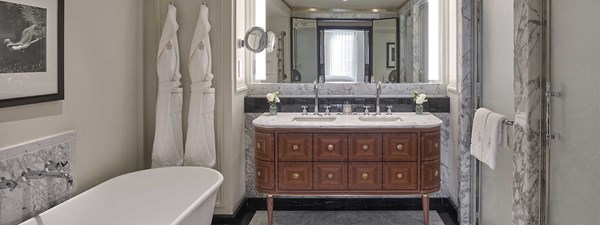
[269,104,278,116]
[415,104,424,115]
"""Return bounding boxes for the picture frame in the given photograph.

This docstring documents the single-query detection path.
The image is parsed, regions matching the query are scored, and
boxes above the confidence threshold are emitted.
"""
[0,0,64,108]
[386,42,396,68]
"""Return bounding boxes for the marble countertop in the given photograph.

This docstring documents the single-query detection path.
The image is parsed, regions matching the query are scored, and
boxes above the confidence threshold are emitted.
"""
[252,113,443,129]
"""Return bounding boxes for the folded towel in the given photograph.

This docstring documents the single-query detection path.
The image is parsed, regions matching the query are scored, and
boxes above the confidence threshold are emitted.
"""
[470,108,492,161]
[481,112,507,169]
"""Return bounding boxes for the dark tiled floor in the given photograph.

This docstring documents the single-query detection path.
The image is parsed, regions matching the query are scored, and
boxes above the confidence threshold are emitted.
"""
[246,210,457,225]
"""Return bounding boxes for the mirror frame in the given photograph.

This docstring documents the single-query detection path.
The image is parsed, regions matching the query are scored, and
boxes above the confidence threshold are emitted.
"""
[290,18,400,84]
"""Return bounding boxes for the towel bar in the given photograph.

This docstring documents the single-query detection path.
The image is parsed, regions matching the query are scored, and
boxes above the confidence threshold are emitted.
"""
[502,120,514,126]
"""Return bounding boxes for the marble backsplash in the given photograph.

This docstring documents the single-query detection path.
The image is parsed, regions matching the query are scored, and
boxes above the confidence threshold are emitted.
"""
[0,131,76,225]
[246,83,447,98]
[244,113,452,199]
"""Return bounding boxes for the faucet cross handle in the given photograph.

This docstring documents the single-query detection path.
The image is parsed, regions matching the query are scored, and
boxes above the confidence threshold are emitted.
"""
[362,105,371,115]
[0,177,18,191]
[45,160,68,172]
[301,106,309,115]
[386,105,393,115]
[324,105,331,115]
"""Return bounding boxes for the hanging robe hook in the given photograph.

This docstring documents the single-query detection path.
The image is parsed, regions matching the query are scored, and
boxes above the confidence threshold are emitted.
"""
[170,2,175,6]
[202,2,207,6]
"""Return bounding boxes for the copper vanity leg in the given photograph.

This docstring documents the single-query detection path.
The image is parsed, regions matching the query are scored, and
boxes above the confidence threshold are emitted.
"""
[422,194,430,225]
[267,194,274,225]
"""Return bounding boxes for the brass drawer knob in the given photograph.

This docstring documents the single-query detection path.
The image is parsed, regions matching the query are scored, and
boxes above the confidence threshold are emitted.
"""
[327,173,334,179]
[435,170,439,177]
[397,173,404,179]
[434,143,439,148]
[362,145,369,151]
[293,145,299,151]
[256,142,261,149]
[327,144,334,151]
[396,144,403,151]
[257,171,262,177]
[292,173,300,180]
[361,173,369,180]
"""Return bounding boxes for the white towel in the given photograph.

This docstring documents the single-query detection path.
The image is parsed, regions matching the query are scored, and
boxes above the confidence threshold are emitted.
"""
[481,112,507,169]
[470,108,492,161]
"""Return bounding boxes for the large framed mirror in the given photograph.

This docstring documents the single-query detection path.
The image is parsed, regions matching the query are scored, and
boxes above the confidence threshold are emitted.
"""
[245,0,439,84]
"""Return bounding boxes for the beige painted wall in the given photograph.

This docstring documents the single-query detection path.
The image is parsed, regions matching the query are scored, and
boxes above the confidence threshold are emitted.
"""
[143,0,246,215]
[0,0,143,193]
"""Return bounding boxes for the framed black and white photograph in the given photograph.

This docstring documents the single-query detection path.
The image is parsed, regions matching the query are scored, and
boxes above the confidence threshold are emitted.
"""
[0,0,63,108]
[386,42,396,68]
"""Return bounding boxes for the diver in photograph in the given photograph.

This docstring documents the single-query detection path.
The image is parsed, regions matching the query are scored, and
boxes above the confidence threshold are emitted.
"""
[3,23,42,52]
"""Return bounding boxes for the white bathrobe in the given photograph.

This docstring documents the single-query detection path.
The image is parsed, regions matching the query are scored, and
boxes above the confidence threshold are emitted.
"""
[184,4,216,168]
[152,4,184,168]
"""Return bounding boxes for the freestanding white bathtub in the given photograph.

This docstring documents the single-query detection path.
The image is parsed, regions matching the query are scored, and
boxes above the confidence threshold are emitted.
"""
[20,167,224,225]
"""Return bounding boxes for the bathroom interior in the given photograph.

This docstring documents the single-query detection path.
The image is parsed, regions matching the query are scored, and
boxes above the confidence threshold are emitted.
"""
[0,0,597,224]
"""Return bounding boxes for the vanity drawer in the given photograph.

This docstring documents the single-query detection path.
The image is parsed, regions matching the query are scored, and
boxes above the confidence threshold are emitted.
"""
[313,162,347,190]
[348,162,382,190]
[278,162,313,190]
[348,134,382,161]
[255,160,275,190]
[383,133,418,161]
[278,133,313,161]
[383,162,418,190]
[421,159,441,190]
[421,131,441,161]
[255,132,275,161]
[314,133,347,161]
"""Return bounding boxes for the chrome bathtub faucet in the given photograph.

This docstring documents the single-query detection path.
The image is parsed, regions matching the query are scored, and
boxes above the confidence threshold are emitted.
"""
[21,160,74,189]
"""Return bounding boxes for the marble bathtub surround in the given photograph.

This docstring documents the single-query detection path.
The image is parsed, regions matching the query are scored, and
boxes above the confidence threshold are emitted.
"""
[252,113,442,129]
[244,113,452,200]
[245,96,450,114]
[0,131,76,225]
[246,83,447,97]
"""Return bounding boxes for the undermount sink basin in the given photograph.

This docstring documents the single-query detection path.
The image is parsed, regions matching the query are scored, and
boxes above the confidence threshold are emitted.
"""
[292,117,337,122]
[358,116,403,122]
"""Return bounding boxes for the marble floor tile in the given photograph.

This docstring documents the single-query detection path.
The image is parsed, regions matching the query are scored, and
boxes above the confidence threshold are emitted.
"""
[249,211,445,225]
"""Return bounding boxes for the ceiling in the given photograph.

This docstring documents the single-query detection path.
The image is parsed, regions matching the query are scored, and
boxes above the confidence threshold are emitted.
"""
[283,0,409,10]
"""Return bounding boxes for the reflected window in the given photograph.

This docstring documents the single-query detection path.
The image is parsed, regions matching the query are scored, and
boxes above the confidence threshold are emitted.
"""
[323,30,366,83]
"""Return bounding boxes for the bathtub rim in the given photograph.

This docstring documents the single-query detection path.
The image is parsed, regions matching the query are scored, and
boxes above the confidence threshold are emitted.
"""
[169,166,224,225]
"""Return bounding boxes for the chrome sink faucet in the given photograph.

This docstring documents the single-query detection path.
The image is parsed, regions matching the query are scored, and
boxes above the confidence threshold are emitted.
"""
[21,160,74,189]
[313,80,319,115]
[376,80,382,115]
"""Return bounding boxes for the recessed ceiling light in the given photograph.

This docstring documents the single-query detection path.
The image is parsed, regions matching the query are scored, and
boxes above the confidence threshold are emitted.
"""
[342,0,348,2]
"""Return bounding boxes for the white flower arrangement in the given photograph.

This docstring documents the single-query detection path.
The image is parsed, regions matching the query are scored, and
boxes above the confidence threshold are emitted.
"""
[266,91,280,107]
[413,91,428,105]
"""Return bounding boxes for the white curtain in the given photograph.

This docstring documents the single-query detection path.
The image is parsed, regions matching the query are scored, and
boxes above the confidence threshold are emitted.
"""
[152,4,184,168]
[184,4,216,168]
[324,30,365,82]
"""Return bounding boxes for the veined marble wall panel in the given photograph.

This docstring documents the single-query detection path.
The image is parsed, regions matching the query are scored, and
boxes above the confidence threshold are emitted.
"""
[246,83,446,98]
[0,132,76,225]
[513,0,544,224]
[458,0,474,224]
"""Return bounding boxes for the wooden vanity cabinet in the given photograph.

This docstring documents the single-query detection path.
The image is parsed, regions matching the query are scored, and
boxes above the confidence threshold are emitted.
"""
[254,126,441,225]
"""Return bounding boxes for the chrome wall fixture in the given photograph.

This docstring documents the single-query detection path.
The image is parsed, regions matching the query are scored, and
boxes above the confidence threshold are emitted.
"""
[0,160,74,192]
